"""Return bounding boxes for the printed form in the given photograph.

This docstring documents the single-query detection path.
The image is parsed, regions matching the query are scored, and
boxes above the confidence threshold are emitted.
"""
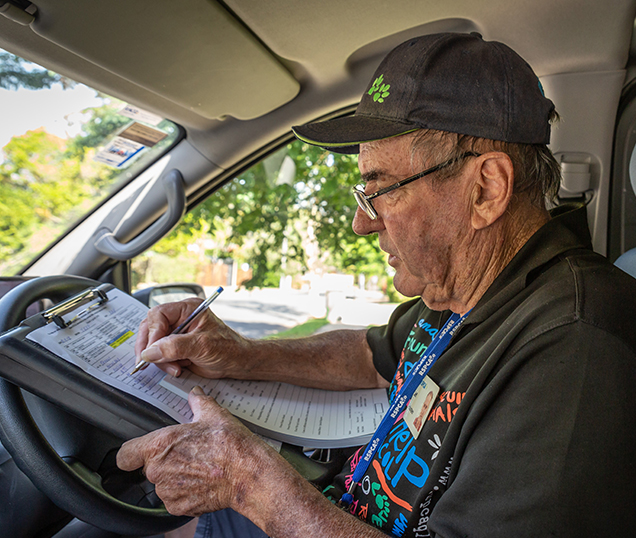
[26,287,389,448]
[26,287,193,424]
[161,373,388,448]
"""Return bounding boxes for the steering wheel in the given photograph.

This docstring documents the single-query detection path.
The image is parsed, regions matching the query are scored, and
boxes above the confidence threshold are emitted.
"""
[0,275,191,535]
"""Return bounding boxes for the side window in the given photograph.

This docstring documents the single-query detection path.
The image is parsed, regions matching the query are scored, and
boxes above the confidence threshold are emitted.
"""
[609,87,636,261]
[132,140,401,337]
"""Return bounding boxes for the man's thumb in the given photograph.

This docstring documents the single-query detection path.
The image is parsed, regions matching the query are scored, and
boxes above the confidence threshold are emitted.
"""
[188,385,219,422]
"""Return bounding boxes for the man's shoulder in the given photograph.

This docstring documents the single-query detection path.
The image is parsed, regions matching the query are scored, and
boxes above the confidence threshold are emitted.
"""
[563,249,636,324]
[526,247,636,348]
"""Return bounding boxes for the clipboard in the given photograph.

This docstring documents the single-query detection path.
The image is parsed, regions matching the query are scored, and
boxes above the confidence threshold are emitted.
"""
[0,282,353,488]
[42,285,110,329]
[0,283,177,440]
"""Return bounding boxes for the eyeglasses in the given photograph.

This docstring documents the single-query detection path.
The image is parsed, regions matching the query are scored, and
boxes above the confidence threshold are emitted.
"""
[352,152,482,220]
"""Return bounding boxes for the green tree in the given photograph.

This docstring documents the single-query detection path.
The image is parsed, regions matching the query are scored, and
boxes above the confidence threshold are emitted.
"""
[0,130,87,265]
[0,51,73,90]
[144,141,391,291]
[287,143,386,275]
[0,182,38,255]
[0,103,134,271]
[179,151,305,288]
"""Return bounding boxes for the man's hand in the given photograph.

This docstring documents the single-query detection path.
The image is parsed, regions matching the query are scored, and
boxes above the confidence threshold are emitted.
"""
[117,386,274,517]
[117,388,388,538]
[134,298,251,378]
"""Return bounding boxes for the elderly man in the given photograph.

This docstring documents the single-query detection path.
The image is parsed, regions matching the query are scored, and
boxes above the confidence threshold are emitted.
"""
[117,33,636,537]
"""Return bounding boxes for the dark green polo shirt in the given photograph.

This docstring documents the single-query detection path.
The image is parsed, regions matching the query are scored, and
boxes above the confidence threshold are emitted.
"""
[326,205,636,537]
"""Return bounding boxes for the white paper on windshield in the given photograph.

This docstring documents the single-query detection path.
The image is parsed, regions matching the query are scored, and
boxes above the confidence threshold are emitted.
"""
[119,104,163,126]
[161,371,388,448]
[26,287,193,424]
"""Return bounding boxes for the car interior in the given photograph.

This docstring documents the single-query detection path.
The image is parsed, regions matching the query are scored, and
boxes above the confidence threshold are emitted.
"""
[1,0,636,536]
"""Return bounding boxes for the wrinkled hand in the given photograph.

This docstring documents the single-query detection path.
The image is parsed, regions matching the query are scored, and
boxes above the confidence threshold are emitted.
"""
[134,298,251,378]
[116,387,274,517]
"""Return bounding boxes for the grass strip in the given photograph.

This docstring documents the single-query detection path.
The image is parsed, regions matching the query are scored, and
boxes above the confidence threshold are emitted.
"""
[265,317,330,339]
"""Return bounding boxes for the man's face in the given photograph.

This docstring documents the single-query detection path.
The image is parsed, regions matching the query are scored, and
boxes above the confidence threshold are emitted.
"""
[352,135,476,308]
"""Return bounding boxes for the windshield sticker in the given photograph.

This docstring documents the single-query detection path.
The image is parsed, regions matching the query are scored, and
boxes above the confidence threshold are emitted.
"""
[94,136,144,167]
[119,104,163,125]
[118,122,168,147]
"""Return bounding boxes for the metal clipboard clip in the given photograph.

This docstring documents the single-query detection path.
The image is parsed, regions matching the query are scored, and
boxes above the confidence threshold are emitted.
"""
[42,287,110,329]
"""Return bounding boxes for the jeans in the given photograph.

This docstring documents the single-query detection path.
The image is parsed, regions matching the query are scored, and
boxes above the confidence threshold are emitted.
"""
[194,509,269,538]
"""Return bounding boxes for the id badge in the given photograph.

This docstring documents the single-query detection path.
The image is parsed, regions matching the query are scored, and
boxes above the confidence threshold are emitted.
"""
[404,376,440,439]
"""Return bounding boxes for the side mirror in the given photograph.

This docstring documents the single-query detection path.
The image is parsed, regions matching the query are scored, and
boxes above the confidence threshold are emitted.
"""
[133,283,206,307]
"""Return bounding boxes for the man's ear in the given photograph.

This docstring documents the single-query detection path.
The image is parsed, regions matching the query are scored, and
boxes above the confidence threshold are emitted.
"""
[470,153,514,230]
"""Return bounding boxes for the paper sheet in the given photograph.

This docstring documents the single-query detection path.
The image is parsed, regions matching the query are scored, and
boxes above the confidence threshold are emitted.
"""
[26,287,193,424]
[161,371,388,448]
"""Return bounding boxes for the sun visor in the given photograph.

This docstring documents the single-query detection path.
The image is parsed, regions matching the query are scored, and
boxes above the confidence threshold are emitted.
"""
[28,0,299,120]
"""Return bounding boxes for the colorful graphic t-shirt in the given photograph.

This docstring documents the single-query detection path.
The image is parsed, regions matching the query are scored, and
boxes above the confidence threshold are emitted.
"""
[325,306,466,537]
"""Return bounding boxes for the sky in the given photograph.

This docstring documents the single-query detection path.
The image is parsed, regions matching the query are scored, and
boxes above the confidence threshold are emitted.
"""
[0,83,103,149]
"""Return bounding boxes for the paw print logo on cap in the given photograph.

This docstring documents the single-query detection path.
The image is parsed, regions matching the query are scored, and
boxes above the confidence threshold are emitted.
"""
[368,74,391,103]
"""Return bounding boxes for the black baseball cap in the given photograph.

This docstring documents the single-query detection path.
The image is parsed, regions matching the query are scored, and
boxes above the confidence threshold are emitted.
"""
[292,32,555,154]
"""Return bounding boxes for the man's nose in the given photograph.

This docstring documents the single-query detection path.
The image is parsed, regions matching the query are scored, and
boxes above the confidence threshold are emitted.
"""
[352,206,384,236]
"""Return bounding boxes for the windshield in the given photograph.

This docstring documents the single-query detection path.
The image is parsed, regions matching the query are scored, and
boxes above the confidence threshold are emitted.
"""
[0,50,180,276]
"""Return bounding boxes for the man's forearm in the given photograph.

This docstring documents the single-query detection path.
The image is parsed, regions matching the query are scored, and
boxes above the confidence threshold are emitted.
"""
[235,442,388,538]
[236,329,389,390]
[136,301,387,389]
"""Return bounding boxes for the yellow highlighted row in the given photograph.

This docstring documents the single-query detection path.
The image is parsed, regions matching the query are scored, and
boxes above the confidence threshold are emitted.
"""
[109,330,134,348]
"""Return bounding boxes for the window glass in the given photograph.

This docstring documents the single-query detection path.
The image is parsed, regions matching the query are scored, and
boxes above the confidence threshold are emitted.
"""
[132,140,403,337]
[609,91,636,262]
[0,49,180,276]
[621,147,636,251]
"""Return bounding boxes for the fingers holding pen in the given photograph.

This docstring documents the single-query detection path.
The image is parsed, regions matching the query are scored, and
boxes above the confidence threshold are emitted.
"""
[133,293,252,379]
[146,299,204,345]
[135,302,187,358]
[139,333,202,376]
[140,328,242,378]
[134,299,206,373]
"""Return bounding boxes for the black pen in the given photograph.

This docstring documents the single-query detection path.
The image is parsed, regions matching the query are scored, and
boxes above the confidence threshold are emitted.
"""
[130,286,223,374]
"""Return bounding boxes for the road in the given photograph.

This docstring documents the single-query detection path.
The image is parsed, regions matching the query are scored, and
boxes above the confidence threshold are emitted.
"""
[205,287,397,339]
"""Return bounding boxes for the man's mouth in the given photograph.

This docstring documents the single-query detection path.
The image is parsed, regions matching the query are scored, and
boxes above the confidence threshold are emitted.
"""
[387,253,400,266]
[379,239,400,266]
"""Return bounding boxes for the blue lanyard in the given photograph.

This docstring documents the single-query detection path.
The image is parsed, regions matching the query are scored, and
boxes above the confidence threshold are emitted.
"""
[339,310,470,507]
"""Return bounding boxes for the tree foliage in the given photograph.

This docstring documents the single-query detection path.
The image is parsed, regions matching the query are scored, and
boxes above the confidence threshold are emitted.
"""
[0,51,72,90]
[0,100,135,273]
[148,141,389,290]
[286,143,386,276]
